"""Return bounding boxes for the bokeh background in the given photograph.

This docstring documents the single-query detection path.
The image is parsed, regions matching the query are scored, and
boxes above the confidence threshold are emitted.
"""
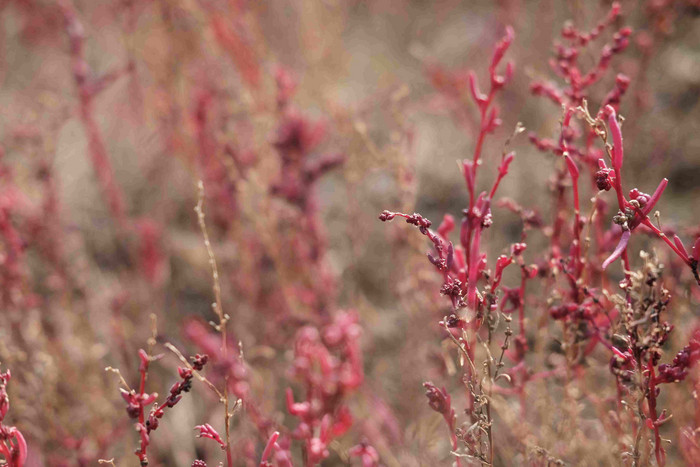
[1,0,699,465]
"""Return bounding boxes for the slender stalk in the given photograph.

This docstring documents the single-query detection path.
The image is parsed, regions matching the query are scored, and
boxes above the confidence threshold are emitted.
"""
[195,181,233,467]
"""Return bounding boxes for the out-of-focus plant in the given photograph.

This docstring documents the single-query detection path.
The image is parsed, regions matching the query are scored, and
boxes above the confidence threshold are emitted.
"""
[0,368,26,467]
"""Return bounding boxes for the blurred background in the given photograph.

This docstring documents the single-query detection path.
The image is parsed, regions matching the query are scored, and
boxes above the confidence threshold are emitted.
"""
[1,0,699,465]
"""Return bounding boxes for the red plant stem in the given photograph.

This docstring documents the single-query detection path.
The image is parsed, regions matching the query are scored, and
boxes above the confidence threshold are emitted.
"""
[488,152,514,201]
[138,359,148,425]
[469,89,496,204]
[560,105,585,287]
[604,109,633,283]
[606,115,630,282]
[138,427,148,464]
[489,166,506,200]
[609,167,632,283]
[603,108,696,284]
[60,0,127,224]
[647,359,665,466]
[610,160,626,214]
[467,226,482,311]
[138,366,147,396]
[639,217,693,267]
[260,432,279,466]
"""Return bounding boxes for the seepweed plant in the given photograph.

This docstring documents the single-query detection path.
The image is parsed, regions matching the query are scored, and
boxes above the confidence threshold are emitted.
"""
[0,0,699,466]
[380,3,700,466]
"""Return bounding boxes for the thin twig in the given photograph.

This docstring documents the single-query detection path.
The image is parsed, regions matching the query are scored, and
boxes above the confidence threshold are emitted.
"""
[194,180,233,467]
